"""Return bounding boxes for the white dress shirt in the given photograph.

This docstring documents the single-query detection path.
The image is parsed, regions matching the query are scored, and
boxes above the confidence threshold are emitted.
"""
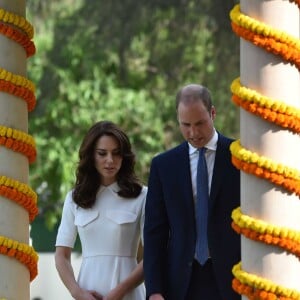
[189,129,218,203]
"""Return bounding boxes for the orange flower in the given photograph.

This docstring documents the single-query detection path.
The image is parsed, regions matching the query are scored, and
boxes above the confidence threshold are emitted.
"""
[0,237,38,281]
[232,94,300,133]
[0,8,34,39]
[231,222,300,257]
[232,278,295,300]
[231,22,300,71]
[231,156,300,196]
[0,79,36,111]
[0,185,38,222]
[0,136,36,163]
[0,23,35,57]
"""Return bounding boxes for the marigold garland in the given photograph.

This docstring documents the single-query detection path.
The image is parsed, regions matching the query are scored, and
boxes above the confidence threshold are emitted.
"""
[0,175,38,222]
[232,222,300,258]
[230,145,300,196]
[231,78,300,117]
[230,4,300,48]
[231,78,300,133]
[0,125,36,163]
[0,235,38,281]
[0,8,34,39]
[231,21,300,70]
[230,2,300,298]
[232,277,295,300]
[0,66,35,91]
[0,22,35,57]
[230,140,300,180]
[0,175,37,202]
[0,135,36,163]
[232,94,300,133]
[232,262,300,299]
[230,4,300,71]
[0,125,35,148]
[232,207,300,257]
[0,4,38,295]
[0,79,36,111]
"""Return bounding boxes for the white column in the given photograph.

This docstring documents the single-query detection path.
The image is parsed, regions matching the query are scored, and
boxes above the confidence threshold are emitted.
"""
[0,0,31,299]
[240,0,300,299]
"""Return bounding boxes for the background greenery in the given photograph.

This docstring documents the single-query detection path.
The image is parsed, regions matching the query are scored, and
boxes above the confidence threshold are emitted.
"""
[26,0,240,243]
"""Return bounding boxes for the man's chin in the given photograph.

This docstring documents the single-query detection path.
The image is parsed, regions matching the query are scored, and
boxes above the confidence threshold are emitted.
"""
[189,141,203,148]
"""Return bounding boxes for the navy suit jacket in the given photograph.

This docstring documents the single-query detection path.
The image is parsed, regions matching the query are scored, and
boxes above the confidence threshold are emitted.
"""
[143,133,241,300]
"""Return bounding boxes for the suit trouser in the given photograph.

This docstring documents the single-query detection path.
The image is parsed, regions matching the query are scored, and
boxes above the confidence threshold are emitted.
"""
[185,259,222,300]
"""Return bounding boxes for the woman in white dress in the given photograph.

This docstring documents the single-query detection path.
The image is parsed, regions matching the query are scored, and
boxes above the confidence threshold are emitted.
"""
[55,121,147,300]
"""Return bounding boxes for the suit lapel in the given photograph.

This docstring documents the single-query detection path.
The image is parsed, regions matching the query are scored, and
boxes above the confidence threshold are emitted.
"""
[209,134,229,210]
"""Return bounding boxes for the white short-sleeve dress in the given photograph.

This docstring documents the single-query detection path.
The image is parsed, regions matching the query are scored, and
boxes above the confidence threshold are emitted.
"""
[55,183,147,300]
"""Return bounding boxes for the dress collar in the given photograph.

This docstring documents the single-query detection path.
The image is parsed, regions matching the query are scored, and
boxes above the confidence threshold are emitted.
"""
[99,182,120,193]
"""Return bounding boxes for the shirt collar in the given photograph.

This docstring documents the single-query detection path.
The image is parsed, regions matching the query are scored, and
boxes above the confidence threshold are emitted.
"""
[188,129,218,154]
[99,182,120,193]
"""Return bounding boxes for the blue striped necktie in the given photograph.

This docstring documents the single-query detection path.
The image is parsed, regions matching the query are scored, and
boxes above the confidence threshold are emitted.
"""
[195,147,209,265]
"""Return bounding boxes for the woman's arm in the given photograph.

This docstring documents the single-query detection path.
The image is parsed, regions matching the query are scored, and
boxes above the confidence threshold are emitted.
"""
[55,246,102,300]
[103,260,144,300]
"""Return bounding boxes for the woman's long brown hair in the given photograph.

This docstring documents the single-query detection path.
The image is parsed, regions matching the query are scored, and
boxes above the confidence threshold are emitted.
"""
[72,121,142,208]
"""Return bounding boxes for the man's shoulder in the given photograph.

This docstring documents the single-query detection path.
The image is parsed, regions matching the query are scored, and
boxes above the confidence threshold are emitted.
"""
[153,142,187,161]
[217,132,236,147]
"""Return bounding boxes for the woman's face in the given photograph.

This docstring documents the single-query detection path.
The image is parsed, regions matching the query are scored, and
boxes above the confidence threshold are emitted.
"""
[94,135,123,186]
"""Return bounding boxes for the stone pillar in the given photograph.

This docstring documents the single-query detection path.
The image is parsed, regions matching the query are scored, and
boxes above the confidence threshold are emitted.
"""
[230,0,300,299]
[0,0,38,299]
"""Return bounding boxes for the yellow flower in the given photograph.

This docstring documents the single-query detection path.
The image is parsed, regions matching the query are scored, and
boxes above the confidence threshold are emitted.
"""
[232,262,300,298]
[231,140,300,180]
[0,8,34,39]
[230,4,300,48]
[231,78,300,117]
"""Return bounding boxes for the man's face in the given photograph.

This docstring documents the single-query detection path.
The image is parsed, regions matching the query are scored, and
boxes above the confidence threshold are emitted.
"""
[177,100,215,148]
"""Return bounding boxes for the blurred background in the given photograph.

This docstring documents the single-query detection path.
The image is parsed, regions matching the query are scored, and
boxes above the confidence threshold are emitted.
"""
[27,0,240,298]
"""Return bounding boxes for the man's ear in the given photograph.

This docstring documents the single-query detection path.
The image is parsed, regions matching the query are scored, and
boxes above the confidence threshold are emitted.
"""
[211,106,216,120]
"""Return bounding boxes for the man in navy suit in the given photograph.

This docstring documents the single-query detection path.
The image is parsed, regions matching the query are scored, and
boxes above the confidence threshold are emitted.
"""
[143,84,241,300]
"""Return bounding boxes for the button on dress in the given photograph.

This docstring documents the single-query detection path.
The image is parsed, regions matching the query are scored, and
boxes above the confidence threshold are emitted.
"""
[56,183,147,299]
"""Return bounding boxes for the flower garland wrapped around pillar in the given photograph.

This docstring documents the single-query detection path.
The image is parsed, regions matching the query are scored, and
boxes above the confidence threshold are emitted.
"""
[229,1,300,299]
[0,2,38,300]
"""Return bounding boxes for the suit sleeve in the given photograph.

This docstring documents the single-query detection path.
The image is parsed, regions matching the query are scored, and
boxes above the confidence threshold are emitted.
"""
[143,157,169,297]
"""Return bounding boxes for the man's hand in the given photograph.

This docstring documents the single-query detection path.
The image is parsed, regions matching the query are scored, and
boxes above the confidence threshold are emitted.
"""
[149,294,165,300]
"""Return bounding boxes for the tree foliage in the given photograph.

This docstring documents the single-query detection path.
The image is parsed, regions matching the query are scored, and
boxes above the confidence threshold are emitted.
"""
[26,0,240,229]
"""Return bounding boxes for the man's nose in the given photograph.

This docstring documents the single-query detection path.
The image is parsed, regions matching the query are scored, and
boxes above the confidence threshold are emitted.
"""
[189,126,197,137]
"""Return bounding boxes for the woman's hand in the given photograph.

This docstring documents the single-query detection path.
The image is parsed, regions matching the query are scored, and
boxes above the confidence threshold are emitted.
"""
[102,286,125,300]
[90,290,104,300]
[73,288,103,300]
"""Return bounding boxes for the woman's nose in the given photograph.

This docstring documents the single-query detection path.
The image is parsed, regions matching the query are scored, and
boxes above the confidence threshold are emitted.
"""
[106,153,113,162]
